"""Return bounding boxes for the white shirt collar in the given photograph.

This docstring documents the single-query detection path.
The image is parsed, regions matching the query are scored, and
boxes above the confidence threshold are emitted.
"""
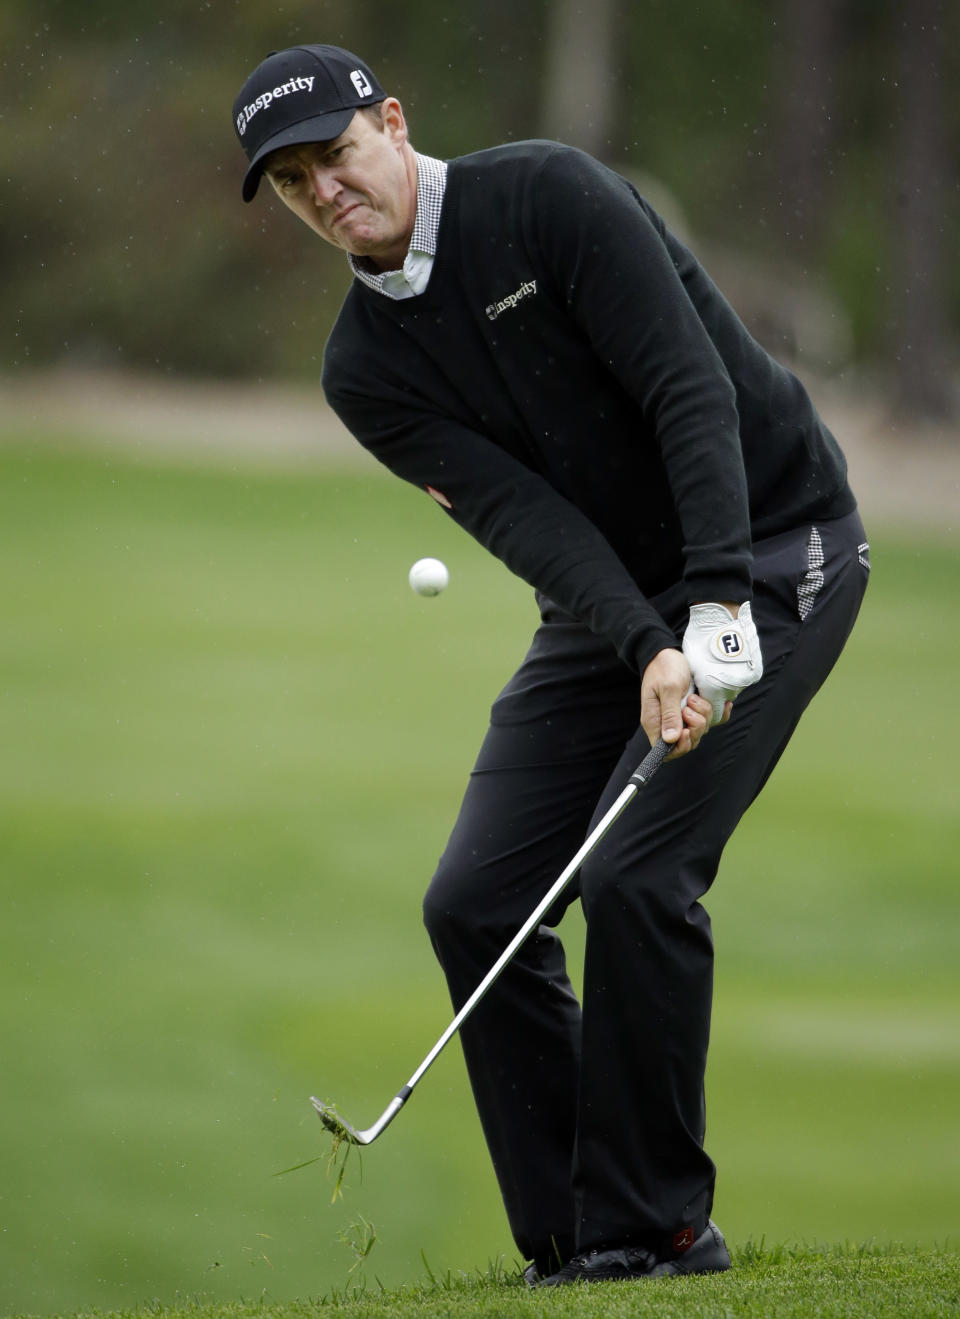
[349,152,447,300]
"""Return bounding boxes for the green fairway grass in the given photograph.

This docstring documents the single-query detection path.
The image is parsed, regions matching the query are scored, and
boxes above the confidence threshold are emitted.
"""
[1,440,957,1317]
[5,1244,960,1319]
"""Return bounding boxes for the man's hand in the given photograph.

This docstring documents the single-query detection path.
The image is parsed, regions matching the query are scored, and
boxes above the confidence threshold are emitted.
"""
[640,648,717,759]
[682,601,763,726]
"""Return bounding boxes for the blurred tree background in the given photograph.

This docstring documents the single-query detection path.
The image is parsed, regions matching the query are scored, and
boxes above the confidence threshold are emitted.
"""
[1,0,957,420]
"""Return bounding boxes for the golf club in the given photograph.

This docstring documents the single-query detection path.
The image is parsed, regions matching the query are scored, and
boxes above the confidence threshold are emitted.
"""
[311,735,673,1145]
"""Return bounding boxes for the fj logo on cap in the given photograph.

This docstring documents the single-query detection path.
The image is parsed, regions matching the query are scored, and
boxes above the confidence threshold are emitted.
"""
[350,69,373,97]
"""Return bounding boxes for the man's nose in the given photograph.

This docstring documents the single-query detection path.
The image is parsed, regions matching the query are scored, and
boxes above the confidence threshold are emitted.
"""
[307,165,339,207]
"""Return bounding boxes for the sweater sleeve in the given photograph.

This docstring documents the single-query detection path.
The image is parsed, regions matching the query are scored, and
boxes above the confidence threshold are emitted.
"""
[324,372,679,675]
[530,146,753,607]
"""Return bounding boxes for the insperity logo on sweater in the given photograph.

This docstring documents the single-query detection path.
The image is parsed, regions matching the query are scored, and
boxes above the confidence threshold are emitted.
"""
[485,279,537,322]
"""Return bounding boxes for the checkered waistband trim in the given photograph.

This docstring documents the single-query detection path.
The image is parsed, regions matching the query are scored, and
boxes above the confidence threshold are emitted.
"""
[797,526,825,620]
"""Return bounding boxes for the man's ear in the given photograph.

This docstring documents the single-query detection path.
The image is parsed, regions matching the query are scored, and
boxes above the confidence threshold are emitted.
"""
[381,97,408,144]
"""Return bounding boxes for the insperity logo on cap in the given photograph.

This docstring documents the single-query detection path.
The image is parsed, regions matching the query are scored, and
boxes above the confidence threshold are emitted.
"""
[232,44,385,202]
[235,76,316,139]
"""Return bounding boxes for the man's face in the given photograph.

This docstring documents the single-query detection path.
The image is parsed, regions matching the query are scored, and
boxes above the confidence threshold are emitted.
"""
[264,100,416,271]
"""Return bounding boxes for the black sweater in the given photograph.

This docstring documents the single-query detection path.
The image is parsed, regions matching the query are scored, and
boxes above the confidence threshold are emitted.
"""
[322,140,855,676]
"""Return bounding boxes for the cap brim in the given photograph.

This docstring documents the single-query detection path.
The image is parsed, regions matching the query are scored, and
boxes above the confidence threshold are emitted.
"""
[241,106,358,201]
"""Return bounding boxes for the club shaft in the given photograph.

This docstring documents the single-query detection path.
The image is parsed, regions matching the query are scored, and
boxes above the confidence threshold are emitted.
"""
[316,736,671,1142]
[402,737,671,1093]
[401,780,637,1094]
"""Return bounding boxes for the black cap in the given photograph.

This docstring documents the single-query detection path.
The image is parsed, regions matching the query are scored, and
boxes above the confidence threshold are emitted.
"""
[233,44,386,201]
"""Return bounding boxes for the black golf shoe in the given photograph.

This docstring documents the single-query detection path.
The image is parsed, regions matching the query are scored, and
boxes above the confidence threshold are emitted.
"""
[535,1220,730,1286]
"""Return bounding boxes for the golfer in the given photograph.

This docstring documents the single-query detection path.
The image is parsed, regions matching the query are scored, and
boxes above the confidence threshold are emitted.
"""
[233,45,869,1285]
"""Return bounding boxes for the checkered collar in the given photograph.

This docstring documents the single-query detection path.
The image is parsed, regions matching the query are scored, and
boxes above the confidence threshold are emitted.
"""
[348,152,447,294]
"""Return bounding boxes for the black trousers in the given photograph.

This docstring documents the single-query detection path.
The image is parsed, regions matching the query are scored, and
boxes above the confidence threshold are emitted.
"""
[422,510,869,1270]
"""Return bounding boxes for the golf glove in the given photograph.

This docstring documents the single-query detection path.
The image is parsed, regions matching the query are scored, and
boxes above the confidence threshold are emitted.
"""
[682,601,763,726]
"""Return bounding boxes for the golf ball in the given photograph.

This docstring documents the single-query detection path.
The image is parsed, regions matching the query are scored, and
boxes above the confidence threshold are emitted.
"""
[409,557,449,597]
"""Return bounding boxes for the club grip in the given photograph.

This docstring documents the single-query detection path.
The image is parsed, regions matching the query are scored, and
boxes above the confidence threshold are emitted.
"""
[628,736,673,787]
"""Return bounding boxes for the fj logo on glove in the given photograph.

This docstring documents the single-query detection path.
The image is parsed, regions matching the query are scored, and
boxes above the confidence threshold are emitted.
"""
[683,602,763,726]
[715,630,744,659]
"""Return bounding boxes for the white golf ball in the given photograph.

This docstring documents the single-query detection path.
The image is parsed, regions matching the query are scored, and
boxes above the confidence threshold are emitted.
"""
[409,557,449,597]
